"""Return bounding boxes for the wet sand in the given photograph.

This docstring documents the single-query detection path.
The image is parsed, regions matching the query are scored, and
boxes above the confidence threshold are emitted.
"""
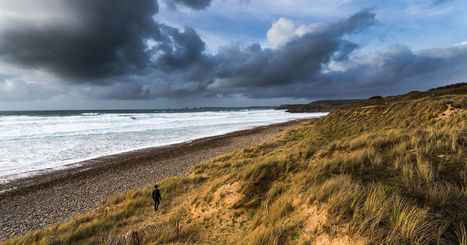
[0,119,309,241]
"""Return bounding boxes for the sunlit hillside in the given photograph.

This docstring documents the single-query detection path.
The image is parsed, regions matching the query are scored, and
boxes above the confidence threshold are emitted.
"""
[5,83,466,245]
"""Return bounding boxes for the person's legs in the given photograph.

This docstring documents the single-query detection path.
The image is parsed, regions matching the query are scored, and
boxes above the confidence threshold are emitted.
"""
[154,200,160,211]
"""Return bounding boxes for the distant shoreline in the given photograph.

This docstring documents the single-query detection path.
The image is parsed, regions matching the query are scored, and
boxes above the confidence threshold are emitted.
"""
[0,118,311,241]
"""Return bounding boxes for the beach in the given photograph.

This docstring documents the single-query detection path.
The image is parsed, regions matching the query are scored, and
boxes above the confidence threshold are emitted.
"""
[0,119,309,241]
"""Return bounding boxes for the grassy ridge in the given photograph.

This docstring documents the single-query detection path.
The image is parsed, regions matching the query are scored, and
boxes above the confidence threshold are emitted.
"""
[4,83,466,244]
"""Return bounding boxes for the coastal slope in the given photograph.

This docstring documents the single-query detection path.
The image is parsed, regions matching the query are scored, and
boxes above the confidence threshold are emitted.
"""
[4,83,467,244]
[277,99,364,113]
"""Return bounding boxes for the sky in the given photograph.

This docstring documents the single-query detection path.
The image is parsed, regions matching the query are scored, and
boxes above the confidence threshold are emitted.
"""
[0,0,466,110]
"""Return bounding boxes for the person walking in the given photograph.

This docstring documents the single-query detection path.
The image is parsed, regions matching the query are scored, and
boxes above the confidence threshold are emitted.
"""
[152,184,162,212]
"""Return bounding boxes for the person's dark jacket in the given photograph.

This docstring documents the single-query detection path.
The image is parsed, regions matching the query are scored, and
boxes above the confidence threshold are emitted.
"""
[152,189,161,202]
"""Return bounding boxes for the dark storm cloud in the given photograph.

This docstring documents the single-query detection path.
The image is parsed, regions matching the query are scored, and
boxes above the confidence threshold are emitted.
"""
[81,11,377,100]
[0,0,212,82]
[155,25,208,69]
[0,0,160,80]
[166,0,213,10]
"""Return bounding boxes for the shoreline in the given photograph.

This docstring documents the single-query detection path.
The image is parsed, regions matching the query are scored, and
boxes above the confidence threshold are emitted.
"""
[0,119,310,196]
[0,118,311,241]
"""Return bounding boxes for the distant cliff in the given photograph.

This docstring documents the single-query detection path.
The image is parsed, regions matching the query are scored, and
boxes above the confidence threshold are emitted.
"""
[278,99,364,112]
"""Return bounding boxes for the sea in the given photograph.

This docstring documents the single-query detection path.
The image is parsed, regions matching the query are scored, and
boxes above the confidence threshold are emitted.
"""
[0,108,327,184]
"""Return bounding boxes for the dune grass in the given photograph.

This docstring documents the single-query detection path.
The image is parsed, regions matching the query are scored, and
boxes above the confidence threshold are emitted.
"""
[4,83,466,244]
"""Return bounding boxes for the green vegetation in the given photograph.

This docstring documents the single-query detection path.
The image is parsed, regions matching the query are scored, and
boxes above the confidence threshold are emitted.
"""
[4,83,466,244]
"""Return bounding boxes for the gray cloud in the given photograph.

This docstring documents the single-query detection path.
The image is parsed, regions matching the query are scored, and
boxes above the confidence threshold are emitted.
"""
[210,12,375,91]
[432,0,457,5]
[154,25,209,70]
[85,11,377,100]
[166,0,213,10]
[0,0,160,81]
[0,77,64,101]
[240,44,467,99]
[0,0,212,82]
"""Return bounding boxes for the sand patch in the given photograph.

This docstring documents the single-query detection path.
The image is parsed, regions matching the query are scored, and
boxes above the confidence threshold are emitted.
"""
[294,204,329,243]
[437,104,461,120]
[214,182,243,207]
[313,234,365,245]
[190,182,243,218]
[186,182,248,242]
[288,197,366,245]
